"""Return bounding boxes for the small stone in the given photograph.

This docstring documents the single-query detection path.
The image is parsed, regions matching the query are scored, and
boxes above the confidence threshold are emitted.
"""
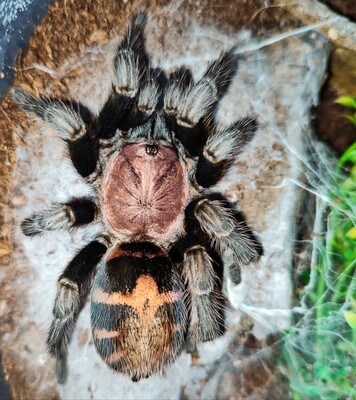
[328,28,339,41]
[89,31,108,44]
[272,142,284,152]
[77,329,89,347]
[11,196,27,206]
[0,243,12,258]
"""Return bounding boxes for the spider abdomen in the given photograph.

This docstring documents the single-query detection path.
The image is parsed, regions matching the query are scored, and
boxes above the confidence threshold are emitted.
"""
[90,242,187,380]
[102,143,186,241]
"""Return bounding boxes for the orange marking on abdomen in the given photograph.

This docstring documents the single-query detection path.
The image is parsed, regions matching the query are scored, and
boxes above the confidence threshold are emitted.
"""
[93,328,120,340]
[92,275,183,320]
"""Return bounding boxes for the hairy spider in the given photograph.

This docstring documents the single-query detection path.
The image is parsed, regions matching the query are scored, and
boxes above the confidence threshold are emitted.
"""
[14,13,263,383]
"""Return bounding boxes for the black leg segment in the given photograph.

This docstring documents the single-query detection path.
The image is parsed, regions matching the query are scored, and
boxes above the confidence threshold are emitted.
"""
[67,134,99,177]
[164,50,239,156]
[47,241,107,383]
[185,193,263,285]
[169,234,225,354]
[97,12,150,139]
[21,198,97,236]
[196,117,258,187]
[13,88,99,177]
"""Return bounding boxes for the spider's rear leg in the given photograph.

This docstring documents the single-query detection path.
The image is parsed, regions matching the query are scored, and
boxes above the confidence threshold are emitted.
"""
[13,88,98,178]
[47,240,107,383]
[183,245,224,354]
[192,195,263,285]
[97,12,151,139]
[164,50,238,156]
[21,198,96,236]
[170,237,224,355]
[196,117,257,187]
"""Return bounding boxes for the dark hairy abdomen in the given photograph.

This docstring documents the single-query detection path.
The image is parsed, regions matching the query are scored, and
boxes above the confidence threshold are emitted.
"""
[90,243,187,380]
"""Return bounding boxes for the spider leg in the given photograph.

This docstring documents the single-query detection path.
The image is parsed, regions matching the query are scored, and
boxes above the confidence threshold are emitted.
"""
[169,236,224,355]
[120,67,169,144]
[121,67,165,133]
[164,50,238,156]
[196,117,257,187]
[47,240,107,383]
[183,245,224,354]
[12,88,98,177]
[97,12,152,139]
[21,198,96,236]
[164,67,194,124]
[189,195,263,285]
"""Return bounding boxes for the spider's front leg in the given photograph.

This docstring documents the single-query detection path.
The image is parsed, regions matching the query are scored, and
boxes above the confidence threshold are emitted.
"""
[13,88,98,178]
[190,195,263,285]
[164,50,238,156]
[97,12,161,139]
[47,241,107,383]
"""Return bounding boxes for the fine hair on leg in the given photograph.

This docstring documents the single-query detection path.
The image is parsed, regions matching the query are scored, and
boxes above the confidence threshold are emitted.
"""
[97,12,150,139]
[196,117,258,187]
[194,196,262,284]
[47,241,107,383]
[21,198,96,236]
[13,88,99,177]
[182,245,224,352]
[166,50,239,156]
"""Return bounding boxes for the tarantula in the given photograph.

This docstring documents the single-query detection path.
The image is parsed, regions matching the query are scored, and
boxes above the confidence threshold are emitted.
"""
[14,13,262,382]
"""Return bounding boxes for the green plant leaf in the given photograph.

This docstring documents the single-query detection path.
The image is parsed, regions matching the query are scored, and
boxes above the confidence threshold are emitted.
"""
[343,310,356,329]
[280,140,356,400]
[344,114,356,126]
[291,383,324,397]
[346,226,356,239]
[339,142,356,165]
[335,95,356,109]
